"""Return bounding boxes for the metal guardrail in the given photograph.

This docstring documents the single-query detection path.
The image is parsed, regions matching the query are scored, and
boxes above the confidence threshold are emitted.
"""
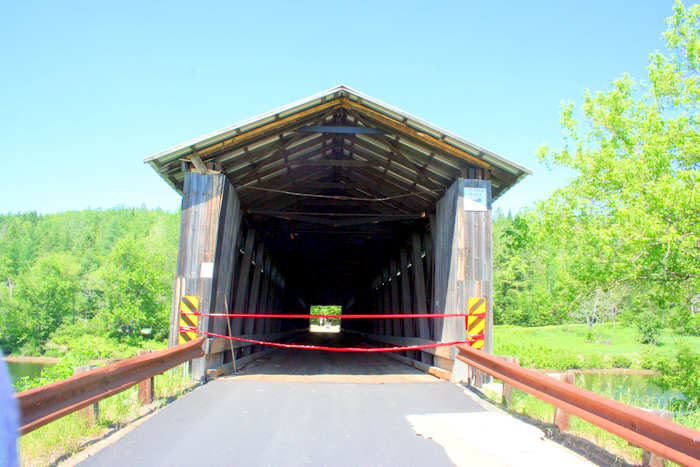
[15,337,205,435]
[455,343,700,466]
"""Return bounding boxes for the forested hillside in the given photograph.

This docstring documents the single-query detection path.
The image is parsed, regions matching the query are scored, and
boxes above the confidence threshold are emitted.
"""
[0,209,179,355]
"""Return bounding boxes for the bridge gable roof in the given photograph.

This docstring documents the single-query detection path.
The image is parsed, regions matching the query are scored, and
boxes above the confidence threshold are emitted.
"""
[145,85,530,208]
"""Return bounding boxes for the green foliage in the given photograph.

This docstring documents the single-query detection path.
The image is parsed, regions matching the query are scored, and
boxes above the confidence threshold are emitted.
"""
[0,208,179,355]
[535,1,699,306]
[670,306,700,336]
[611,354,633,369]
[653,346,700,411]
[96,236,172,340]
[493,3,699,330]
[635,311,663,345]
[309,305,341,326]
[495,323,700,370]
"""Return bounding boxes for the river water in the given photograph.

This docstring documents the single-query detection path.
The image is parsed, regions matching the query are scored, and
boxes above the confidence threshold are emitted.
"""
[574,372,683,410]
[5,361,53,384]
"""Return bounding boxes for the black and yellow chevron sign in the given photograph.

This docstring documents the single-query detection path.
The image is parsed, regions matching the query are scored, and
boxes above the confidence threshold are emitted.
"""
[179,296,199,344]
[467,297,486,349]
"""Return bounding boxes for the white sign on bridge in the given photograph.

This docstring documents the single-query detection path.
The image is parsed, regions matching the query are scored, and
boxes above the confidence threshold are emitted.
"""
[463,187,488,211]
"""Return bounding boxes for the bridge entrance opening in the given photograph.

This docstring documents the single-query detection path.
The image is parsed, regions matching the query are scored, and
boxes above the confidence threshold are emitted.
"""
[148,86,529,381]
[309,305,340,333]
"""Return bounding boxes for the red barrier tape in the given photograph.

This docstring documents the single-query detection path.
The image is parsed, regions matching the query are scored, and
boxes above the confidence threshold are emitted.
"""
[181,312,468,319]
[179,327,467,353]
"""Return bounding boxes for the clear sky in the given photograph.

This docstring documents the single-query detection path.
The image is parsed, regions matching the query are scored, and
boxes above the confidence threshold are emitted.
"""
[1,1,674,215]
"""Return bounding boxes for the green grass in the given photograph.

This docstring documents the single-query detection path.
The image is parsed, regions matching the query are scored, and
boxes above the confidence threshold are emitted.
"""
[494,323,700,370]
[486,325,700,464]
[19,364,195,466]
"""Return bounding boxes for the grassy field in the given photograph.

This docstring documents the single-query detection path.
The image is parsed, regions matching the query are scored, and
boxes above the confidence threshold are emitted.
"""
[494,323,700,370]
[487,323,699,464]
[19,364,196,466]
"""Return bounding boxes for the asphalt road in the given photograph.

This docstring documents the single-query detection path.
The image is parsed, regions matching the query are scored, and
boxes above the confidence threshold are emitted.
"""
[79,378,480,467]
[79,334,591,467]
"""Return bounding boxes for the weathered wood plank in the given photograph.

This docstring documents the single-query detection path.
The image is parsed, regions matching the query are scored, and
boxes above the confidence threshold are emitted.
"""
[172,173,243,381]
[399,248,415,359]
[242,243,265,356]
[231,230,255,336]
[433,179,493,379]
[206,330,302,354]
[168,276,184,347]
[209,180,242,339]
[342,330,451,359]
[389,258,402,338]
[382,268,391,335]
[257,255,273,336]
[411,233,432,364]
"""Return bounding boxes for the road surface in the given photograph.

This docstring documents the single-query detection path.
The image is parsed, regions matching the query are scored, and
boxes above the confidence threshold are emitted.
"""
[79,333,591,466]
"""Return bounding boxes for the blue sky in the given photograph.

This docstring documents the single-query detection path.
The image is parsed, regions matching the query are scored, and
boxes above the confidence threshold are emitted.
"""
[1,1,673,215]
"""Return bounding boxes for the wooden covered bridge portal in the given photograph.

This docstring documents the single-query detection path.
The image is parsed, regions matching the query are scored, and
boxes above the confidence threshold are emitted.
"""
[146,86,529,381]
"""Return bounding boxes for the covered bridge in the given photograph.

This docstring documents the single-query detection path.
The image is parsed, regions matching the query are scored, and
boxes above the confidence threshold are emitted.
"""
[146,85,530,381]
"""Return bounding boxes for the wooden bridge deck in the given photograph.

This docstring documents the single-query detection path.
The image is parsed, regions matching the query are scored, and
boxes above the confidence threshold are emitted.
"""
[228,331,438,383]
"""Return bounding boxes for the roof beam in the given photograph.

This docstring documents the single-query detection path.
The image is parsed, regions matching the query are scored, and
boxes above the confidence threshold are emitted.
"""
[233,142,333,187]
[338,170,434,211]
[349,168,436,203]
[189,100,343,160]
[297,125,384,135]
[226,134,327,181]
[348,145,444,193]
[340,98,490,169]
[293,159,376,167]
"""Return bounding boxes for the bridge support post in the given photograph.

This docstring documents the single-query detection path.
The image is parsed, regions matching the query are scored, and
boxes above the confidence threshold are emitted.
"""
[553,372,575,430]
[433,178,492,382]
[137,350,155,405]
[500,356,519,406]
[74,365,99,425]
[171,172,243,382]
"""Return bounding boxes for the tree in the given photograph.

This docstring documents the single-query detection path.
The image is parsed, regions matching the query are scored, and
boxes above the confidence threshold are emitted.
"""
[96,236,171,340]
[570,286,626,331]
[1,253,80,352]
[536,1,699,314]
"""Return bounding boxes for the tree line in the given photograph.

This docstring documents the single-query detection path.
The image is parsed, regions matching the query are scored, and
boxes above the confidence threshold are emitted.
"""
[0,209,179,354]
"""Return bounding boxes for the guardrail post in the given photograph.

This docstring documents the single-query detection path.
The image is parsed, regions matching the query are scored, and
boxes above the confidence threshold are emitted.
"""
[641,409,673,467]
[137,350,155,405]
[74,365,99,425]
[499,356,519,406]
[553,371,574,431]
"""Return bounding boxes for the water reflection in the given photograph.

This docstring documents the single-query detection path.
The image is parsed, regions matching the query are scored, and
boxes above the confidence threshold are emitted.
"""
[574,372,684,410]
[6,361,53,384]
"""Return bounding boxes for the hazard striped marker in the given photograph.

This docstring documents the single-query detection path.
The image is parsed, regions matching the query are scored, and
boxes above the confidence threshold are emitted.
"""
[466,297,486,349]
[179,296,199,344]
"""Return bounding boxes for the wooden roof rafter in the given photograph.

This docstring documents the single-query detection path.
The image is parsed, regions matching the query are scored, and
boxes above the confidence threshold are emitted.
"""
[145,85,530,200]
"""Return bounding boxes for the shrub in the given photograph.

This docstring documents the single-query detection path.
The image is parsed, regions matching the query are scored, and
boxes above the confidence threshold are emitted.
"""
[636,311,662,345]
[653,346,700,411]
[670,308,700,337]
[612,355,633,368]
